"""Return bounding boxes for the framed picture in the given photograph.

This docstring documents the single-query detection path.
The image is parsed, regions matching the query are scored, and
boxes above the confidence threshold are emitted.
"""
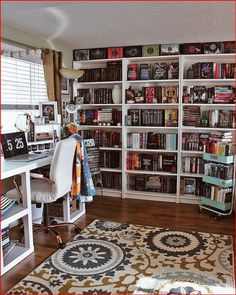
[184,178,196,196]
[61,77,69,94]
[39,102,58,123]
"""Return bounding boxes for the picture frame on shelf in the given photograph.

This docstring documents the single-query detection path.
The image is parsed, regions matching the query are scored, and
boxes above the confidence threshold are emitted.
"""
[39,101,58,123]
[184,178,196,196]
[61,77,69,94]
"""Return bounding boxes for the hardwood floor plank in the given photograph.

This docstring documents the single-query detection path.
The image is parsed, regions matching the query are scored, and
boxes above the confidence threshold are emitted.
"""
[1,196,234,294]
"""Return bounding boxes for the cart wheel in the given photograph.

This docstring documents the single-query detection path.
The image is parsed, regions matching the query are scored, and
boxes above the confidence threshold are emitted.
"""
[58,242,65,249]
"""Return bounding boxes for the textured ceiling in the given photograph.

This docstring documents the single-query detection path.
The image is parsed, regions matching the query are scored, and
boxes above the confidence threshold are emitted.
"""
[2,1,235,49]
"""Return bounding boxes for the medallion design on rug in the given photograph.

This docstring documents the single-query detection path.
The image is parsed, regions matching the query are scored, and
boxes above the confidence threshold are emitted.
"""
[6,220,235,295]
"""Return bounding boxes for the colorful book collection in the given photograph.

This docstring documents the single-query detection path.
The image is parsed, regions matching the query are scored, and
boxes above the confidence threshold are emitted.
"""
[73,41,235,61]
[127,132,178,150]
[183,106,235,128]
[77,88,113,104]
[78,109,122,126]
[100,151,120,169]
[126,86,179,104]
[186,62,235,79]
[127,62,179,80]
[182,85,235,104]
[182,131,234,156]
[182,156,204,174]
[203,184,232,203]
[1,226,10,250]
[204,163,234,180]
[78,61,122,82]
[127,109,178,127]
[128,174,177,193]
[100,172,122,190]
[126,153,177,173]
[79,130,121,148]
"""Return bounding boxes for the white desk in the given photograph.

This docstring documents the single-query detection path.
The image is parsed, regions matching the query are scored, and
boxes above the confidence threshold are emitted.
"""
[1,152,86,275]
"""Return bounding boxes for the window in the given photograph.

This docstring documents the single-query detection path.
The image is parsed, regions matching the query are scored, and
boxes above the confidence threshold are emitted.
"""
[1,56,48,132]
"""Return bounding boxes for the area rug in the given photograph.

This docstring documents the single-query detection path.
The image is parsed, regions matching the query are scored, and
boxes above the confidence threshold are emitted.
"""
[7,220,234,294]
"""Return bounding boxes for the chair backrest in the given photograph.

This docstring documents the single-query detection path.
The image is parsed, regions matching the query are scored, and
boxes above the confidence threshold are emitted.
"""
[49,137,77,199]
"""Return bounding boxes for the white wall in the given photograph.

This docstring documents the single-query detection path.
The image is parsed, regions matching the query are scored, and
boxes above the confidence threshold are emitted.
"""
[2,23,73,67]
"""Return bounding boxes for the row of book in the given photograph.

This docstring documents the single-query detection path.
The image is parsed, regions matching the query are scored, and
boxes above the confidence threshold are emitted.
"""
[204,163,234,180]
[126,86,179,104]
[100,172,122,190]
[73,42,235,61]
[79,130,121,148]
[186,62,235,79]
[183,107,235,128]
[78,61,122,82]
[100,151,120,169]
[182,86,235,104]
[127,62,179,81]
[78,109,122,125]
[77,88,113,104]
[126,153,177,173]
[180,177,204,197]
[204,184,232,203]
[127,109,178,127]
[2,226,10,250]
[127,175,177,193]
[127,132,178,150]
[182,157,204,174]
[182,131,234,155]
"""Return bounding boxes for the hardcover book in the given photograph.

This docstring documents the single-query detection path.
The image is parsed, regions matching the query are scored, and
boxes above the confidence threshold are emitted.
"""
[145,176,162,192]
[142,44,159,57]
[73,49,90,61]
[141,154,153,171]
[192,86,207,103]
[201,62,213,79]
[184,178,196,195]
[153,63,168,80]
[162,86,178,103]
[107,47,123,59]
[223,41,235,53]
[124,46,142,57]
[140,64,152,80]
[127,64,138,80]
[165,109,178,127]
[90,48,107,60]
[180,43,202,54]
[160,44,179,55]
[128,109,141,126]
[204,42,222,54]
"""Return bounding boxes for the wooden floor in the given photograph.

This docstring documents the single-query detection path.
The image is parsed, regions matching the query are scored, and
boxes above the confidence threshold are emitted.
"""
[2,196,235,294]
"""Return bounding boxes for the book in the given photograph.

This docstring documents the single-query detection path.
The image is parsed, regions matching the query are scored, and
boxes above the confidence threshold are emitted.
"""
[140,64,152,80]
[204,42,222,54]
[162,86,178,103]
[184,178,196,195]
[180,43,202,54]
[160,44,179,55]
[153,63,167,80]
[192,86,207,103]
[165,109,178,127]
[107,47,123,59]
[127,64,138,80]
[142,44,159,57]
[201,62,213,79]
[73,49,90,61]
[124,46,142,57]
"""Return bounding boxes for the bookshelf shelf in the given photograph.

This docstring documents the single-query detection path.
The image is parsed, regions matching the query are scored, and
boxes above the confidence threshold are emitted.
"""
[73,53,235,204]
[126,148,178,153]
[126,170,177,176]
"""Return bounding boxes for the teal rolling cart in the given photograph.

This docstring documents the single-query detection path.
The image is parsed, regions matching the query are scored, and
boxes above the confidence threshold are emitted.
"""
[200,153,235,219]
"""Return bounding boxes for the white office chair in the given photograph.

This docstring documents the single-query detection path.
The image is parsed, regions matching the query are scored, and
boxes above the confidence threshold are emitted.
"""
[6,137,81,248]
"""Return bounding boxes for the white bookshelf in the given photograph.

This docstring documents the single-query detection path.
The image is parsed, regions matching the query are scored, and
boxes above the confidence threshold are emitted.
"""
[73,53,235,204]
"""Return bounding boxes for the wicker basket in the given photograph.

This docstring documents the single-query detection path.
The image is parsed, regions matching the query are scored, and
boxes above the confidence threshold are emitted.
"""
[48,197,77,218]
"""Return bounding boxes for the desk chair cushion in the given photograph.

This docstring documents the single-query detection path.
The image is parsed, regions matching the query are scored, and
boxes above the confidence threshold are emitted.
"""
[6,179,56,203]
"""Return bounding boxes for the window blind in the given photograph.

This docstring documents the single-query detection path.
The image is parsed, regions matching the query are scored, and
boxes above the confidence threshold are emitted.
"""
[1,56,48,108]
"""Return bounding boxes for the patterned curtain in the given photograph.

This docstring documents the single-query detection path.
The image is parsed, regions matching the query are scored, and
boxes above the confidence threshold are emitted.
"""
[41,49,62,115]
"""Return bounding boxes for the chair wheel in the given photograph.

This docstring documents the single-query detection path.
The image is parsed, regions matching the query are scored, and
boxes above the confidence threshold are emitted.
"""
[50,219,58,225]
[59,243,65,249]
[75,227,81,234]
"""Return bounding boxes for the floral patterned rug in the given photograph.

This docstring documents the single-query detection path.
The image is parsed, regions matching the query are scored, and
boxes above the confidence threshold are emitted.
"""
[7,220,234,294]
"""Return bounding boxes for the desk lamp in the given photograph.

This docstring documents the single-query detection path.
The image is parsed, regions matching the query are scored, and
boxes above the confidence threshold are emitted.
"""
[59,68,84,113]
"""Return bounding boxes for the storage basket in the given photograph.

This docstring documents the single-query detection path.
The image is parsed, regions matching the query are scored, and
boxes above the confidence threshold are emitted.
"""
[48,197,77,218]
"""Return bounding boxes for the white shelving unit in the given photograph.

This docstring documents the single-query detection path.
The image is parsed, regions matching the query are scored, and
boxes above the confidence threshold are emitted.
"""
[73,53,235,204]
